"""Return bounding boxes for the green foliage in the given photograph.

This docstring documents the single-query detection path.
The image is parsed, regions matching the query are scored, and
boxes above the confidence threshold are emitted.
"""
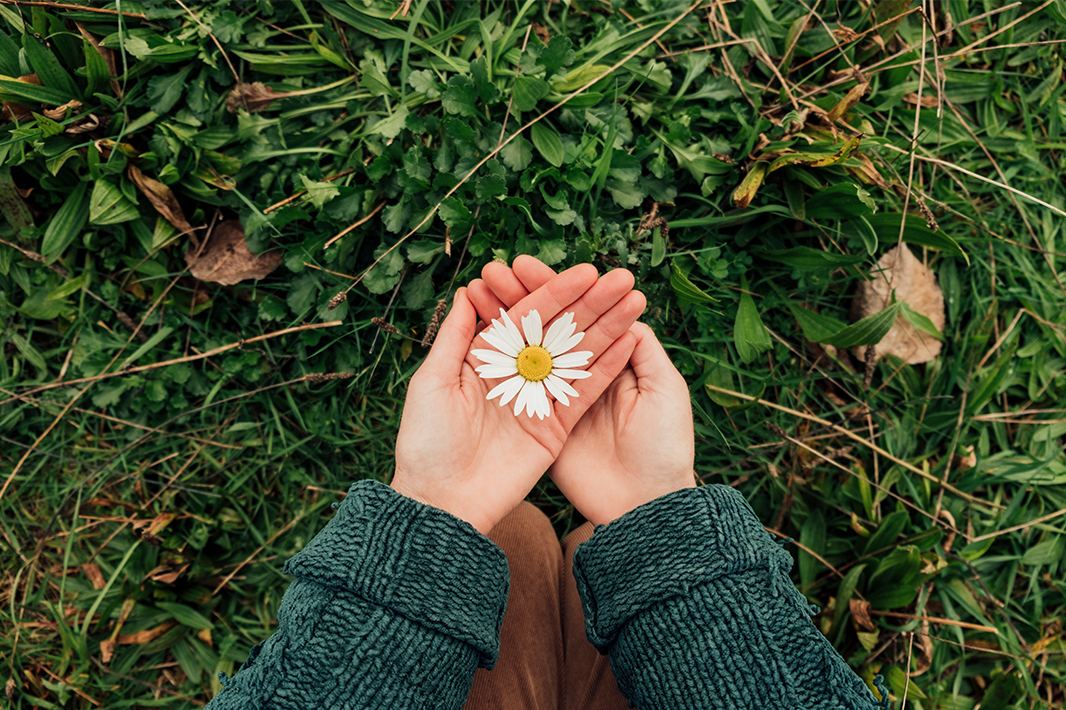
[1,1,1065,708]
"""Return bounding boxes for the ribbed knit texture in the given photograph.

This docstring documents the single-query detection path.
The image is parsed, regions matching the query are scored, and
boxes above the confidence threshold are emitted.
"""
[205,480,509,710]
[572,485,886,710]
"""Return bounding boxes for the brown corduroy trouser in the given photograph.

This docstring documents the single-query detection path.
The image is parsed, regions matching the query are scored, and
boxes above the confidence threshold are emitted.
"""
[464,502,630,710]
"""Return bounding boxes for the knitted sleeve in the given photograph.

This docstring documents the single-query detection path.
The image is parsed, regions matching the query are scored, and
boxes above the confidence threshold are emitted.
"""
[205,480,509,710]
[571,484,889,710]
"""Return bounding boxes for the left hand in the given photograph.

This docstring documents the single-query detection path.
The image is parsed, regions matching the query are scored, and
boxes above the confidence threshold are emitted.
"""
[391,264,646,534]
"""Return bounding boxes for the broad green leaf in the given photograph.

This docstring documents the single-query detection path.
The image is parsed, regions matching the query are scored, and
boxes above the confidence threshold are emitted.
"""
[89,180,138,225]
[756,246,865,272]
[500,136,533,171]
[441,75,479,116]
[0,77,73,106]
[550,64,611,93]
[408,69,440,98]
[0,166,34,234]
[786,303,847,342]
[513,76,549,111]
[783,178,805,219]
[536,238,567,266]
[863,510,909,555]
[830,564,867,644]
[899,301,945,341]
[805,181,876,219]
[368,105,410,139]
[734,276,772,364]
[825,301,902,348]
[530,123,564,167]
[148,65,194,113]
[979,674,1022,710]
[651,230,666,267]
[47,272,89,301]
[157,602,213,630]
[439,196,473,231]
[670,263,718,306]
[537,36,576,78]
[1022,536,1065,566]
[0,32,19,76]
[605,179,645,209]
[8,332,48,379]
[865,213,969,263]
[851,215,878,255]
[298,175,340,208]
[23,33,79,100]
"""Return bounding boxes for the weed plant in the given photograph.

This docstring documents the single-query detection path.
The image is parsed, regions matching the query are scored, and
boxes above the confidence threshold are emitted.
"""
[0,0,1064,708]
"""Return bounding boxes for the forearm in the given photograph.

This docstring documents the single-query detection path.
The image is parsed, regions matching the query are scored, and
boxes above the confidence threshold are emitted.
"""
[207,481,509,710]
[572,485,887,710]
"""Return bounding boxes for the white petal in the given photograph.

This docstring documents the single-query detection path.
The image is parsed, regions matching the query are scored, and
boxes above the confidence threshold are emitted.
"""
[498,309,527,351]
[542,375,570,406]
[552,369,592,380]
[546,374,579,398]
[535,384,551,419]
[480,328,520,357]
[552,331,586,356]
[471,349,517,366]
[513,379,533,417]
[551,351,593,369]
[521,309,543,346]
[525,381,542,418]
[487,375,525,406]
[543,313,576,354]
[476,364,519,379]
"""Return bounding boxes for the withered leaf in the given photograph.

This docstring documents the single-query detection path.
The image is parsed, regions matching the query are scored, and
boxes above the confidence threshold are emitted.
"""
[849,597,876,632]
[826,81,869,123]
[128,164,192,233]
[185,220,281,285]
[117,621,177,645]
[42,100,82,120]
[82,563,106,590]
[225,82,292,113]
[850,244,945,364]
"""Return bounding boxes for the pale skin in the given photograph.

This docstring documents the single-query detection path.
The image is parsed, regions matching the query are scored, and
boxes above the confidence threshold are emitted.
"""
[392,257,695,534]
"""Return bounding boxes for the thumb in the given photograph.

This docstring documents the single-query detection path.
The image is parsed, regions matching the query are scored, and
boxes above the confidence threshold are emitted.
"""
[628,323,685,392]
[420,287,476,380]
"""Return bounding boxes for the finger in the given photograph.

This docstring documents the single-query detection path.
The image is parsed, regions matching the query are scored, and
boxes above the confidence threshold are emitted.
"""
[628,322,687,393]
[553,329,637,434]
[467,278,508,326]
[488,262,599,345]
[420,287,476,380]
[512,255,557,293]
[481,261,530,308]
[575,290,647,364]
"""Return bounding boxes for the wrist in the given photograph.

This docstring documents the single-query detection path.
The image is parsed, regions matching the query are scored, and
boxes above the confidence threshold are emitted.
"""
[590,473,697,527]
[390,478,494,536]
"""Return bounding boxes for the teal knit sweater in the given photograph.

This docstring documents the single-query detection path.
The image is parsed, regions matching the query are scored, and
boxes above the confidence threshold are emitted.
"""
[206,481,889,709]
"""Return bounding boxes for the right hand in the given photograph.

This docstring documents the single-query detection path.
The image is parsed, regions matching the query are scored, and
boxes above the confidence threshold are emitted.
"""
[468,256,697,526]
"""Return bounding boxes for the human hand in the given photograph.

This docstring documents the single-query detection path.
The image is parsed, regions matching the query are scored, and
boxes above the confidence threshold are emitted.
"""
[391,264,646,534]
[469,256,696,526]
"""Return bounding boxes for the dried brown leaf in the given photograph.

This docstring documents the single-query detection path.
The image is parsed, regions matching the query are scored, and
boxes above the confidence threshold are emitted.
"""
[81,563,106,590]
[850,244,945,364]
[225,82,291,113]
[147,563,189,585]
[910,623,934,676]
[850,598,876,631]
[903,93,939,108]
[128,164,192,233]
[42,100,82,120]
[117,621,177,645]
[99,639,115,663]
[185,220,281,285]
[826,81,869,123]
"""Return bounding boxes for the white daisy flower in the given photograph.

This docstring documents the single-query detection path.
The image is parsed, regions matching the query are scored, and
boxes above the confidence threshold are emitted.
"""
[471,308,593,420]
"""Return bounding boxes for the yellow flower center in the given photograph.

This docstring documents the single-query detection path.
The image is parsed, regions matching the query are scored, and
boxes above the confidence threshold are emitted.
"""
[515,345,553,382]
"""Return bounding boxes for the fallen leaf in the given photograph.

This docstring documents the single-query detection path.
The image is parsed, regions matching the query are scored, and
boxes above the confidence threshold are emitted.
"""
[128,164,192,233]
[904,93,939,108]
[117,621,177,644]
[847,151,892,190]
[147,563,189,585]
[225,82,292,113]
[827,81,870,123]
[833,27,862,42]
[531,20,551,44]
[42,100,82,120]
[850,244,945,364]
[850,598,876,631]
[82,563,106,590]
[185,220,282,285]
[65,113,104,134]
[99,639,115,663]
[197,628,213,647]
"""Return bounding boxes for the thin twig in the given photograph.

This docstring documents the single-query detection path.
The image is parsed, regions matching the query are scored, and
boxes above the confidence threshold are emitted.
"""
[0,0,146,18]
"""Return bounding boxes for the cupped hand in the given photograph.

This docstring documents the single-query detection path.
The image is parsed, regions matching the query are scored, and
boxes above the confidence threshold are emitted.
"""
[392,264,644,534]
[469,256,696,526]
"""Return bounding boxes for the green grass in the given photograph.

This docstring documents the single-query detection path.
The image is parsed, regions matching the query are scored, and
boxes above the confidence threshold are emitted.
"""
[1,0,1065,707]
